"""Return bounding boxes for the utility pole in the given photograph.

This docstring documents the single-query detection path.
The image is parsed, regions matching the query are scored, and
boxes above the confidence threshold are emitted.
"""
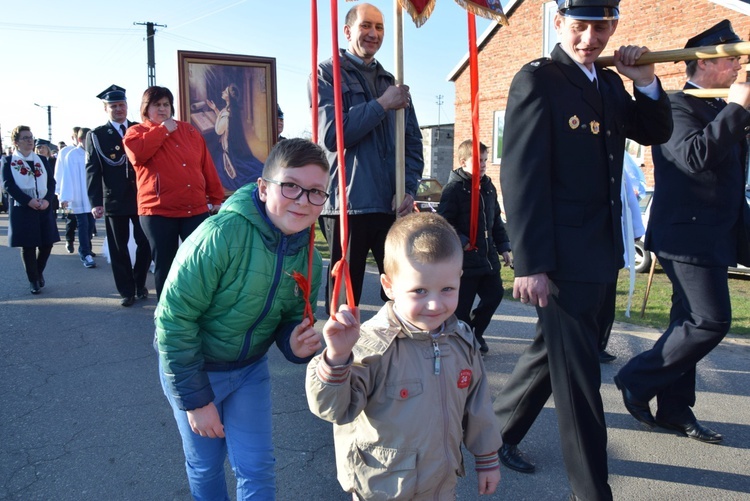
[134,21,167,87]
[33,103,53,141]
[436,95,444,124]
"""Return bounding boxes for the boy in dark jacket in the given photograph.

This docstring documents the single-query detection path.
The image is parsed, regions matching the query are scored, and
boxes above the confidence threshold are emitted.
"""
[438,140,511,354]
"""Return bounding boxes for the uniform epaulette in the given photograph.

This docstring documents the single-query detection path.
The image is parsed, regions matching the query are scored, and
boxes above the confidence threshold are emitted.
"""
[522,58,553,72]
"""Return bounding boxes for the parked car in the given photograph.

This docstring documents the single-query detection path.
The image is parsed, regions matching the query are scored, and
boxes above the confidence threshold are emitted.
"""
[414,178,443,212]
[633,187,750,275]
[633,190,654,273]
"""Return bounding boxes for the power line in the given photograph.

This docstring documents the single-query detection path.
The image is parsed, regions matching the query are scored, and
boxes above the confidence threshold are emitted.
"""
[0,22,136,36]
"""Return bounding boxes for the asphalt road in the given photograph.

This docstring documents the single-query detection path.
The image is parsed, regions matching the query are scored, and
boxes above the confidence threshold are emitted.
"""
[1,212,749,500]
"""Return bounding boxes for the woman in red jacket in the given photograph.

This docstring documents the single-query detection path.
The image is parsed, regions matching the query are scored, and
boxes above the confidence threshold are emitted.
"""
[124,86,225,300]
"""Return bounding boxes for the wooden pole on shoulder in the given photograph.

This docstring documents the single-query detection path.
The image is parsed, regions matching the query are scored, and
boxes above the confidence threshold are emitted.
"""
[597,41,750,67]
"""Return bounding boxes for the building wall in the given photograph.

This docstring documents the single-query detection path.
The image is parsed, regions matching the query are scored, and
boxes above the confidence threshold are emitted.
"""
[421,124,455,185]
[453,0,750,189]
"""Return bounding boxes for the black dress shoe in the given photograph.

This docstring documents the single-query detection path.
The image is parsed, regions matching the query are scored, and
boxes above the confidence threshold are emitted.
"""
[65,241,74,253]
[136,287,149,300]
[614,376,656,428]
[479,339,489,354]
[599,350,616,363]
[499,443,536,473]
[39,274,45,288]
[30,281,41,294]
[655,418,723,444]
[120,296,136,307]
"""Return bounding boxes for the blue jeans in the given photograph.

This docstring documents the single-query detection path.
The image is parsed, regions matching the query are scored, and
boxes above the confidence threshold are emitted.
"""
[160,356,276,500]
[74,212,92,259]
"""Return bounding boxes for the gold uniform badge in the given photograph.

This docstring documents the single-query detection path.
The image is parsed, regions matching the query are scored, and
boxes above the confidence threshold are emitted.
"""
[590,121,600,135]
[568,115,580,129]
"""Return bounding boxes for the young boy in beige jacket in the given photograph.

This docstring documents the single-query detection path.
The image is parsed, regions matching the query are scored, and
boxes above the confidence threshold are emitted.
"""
[306,212,502,500]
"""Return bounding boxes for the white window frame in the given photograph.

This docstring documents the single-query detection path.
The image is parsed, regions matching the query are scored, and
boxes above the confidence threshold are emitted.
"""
[543,2,560,57]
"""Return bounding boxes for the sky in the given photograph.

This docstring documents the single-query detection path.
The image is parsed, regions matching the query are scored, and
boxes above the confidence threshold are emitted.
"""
[0,0,494,148]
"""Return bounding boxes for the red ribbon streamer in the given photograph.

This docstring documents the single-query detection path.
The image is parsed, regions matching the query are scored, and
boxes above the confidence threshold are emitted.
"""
[467,12,480,250]
[326,0,355,317]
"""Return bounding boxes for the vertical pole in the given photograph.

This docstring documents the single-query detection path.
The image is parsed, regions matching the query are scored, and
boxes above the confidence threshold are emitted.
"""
[135,21,165,86]
[46,106,52,142]
[394,1,405,211]
[147,22,156,86]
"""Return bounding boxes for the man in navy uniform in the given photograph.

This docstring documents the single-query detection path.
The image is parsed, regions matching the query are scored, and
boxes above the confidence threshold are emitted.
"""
[86,85,151,307]
[615,20,750,445]
[494,0,673,498]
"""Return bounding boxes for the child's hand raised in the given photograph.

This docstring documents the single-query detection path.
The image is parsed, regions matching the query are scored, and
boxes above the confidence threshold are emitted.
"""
[290,317,323,359]
[323,305,360,366]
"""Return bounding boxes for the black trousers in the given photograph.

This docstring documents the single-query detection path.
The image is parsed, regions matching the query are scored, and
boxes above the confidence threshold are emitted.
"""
[105,214,151,299]
[455,270,504,342]
[617,258,731,423]
[597,282,617,351]
[21,246,53,282]
[493,279,613,501]
[140,213,208,300]
[65,214,77,243]
[321,213,394,312]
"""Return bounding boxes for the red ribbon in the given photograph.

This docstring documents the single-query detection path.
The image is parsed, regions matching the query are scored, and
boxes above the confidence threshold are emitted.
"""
[467,12,480,250]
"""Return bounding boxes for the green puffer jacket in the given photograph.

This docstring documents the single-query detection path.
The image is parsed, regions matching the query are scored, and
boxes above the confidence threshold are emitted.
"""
[156,183,322,411]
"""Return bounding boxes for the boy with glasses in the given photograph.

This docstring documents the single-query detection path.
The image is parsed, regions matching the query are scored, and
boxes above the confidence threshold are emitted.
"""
[156,138,329,499]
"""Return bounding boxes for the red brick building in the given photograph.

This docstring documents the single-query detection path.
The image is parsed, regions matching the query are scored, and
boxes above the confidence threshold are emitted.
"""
[449,0,750,188]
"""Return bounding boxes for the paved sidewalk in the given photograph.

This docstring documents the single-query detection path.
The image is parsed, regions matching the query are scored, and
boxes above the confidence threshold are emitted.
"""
[1,213,748,500]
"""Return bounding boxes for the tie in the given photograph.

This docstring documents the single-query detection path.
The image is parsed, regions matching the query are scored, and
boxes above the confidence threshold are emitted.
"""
[592,77,599,92]
[119,123,126,136]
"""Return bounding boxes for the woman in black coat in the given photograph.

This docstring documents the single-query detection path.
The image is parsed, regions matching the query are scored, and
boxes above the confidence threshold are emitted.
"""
[1,126,60,293]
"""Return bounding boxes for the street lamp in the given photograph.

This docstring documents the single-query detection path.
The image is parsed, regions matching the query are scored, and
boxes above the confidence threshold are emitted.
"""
[33,103,53,142]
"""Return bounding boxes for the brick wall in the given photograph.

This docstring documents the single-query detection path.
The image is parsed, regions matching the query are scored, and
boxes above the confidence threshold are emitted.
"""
[453,0,750,188]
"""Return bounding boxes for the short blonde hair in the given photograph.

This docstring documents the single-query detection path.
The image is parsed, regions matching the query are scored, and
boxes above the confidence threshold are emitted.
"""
[383,212,462,276]
[457,139,488,164]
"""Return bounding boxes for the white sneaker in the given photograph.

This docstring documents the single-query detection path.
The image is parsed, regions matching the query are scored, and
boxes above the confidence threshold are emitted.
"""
[83,255,96,268]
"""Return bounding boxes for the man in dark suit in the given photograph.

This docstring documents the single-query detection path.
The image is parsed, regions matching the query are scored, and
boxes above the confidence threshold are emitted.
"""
[494,1,673,499]
[615,20,750,445]
[86,85,151,307]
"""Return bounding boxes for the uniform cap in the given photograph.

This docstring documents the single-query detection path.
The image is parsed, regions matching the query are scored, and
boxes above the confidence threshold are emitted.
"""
[557,0,619,21]
[96,84,127,102]
[685,19,742,49]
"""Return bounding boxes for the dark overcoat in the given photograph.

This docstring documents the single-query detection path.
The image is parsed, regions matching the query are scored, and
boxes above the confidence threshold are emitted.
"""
[646,83,750,266]
[501,45,673,283]
[438,168,511,277]
[1,155,61,247]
